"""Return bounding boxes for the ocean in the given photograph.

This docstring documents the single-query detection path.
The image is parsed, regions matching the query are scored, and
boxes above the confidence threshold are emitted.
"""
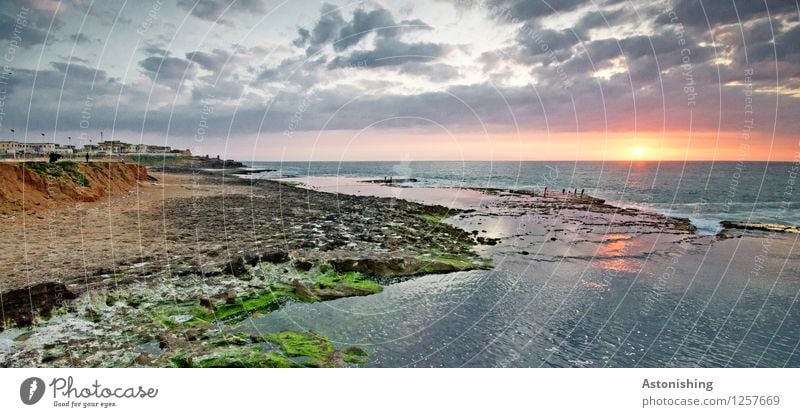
[245,161,800,234]
[238,160,800,367]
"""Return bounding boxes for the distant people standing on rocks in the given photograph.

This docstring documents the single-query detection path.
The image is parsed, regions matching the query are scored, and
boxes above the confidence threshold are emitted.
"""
[562,188,565,194]
[85,153,90,162]
[581,189,584,197]
[543,186,547,197]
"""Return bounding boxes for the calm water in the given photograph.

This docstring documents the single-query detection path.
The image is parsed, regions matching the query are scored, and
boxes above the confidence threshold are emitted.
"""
[238,161,800,367]
[246,161,800,234]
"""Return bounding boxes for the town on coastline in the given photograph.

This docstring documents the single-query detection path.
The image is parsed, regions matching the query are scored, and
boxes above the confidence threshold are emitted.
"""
[0,137,191,159]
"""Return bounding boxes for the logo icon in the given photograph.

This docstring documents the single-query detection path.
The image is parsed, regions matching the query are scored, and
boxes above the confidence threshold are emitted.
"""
[20,377,45,405]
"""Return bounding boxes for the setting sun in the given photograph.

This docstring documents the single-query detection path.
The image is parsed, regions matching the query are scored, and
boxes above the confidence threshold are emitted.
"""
[633,147,646,159]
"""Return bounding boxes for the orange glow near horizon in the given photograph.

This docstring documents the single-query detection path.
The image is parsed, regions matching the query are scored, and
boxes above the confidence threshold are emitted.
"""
[240,130,799,162]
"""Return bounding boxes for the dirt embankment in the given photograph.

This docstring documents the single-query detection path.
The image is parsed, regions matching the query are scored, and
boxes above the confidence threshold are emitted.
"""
[0,161,153,213]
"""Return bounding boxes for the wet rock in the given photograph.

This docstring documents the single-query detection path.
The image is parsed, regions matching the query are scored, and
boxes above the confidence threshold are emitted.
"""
[476,236,501,245]
[292,259,314,271]
[199,298,215,311]
[720,220,800,234]
[290,279,314,299]
[314,287,373,300]
[0,282,77,327]
[225,257,249,276]
[330,257,412,276]
[259,249,289,264]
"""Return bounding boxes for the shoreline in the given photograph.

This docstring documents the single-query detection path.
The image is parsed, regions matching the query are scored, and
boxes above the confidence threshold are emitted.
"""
[1,163,795,367]
[0,164,486,367]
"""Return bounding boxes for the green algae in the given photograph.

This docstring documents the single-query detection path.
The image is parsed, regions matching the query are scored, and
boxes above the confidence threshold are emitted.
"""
[193,347,295,368]
[314,270,382,294]
[265,330,334,363]
[343,346,368,364]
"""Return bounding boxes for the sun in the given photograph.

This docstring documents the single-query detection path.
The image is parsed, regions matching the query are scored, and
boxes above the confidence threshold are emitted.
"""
[633,147,646,159]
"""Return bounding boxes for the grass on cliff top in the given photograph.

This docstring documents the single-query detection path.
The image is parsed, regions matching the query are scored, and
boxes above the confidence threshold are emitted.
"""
[22,161,90,187]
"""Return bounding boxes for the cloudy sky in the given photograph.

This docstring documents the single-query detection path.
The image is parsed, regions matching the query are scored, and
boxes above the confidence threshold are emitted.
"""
[0,0,798,161]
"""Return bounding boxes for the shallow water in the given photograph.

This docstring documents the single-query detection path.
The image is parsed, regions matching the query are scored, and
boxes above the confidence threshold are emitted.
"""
[247,161,800,234]
[240,180,800,367]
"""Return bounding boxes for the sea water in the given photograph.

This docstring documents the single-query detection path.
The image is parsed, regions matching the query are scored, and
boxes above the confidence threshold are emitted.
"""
[239,160,800,367]
[246,161,800,234]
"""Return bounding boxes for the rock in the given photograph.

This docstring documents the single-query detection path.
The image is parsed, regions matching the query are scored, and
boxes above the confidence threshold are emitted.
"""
[330,257,411,276]
[223,290,237,304]
[476,236,501,245]
[199,298,215,311]
[0,282,77,327]
[292,259,313,271]
[260,249,289,264]
[225,257,248,276]
[290,279,315,299]
[314,287,373,300]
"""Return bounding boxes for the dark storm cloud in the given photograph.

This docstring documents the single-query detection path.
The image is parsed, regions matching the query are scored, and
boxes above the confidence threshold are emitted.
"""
[295,3,434,55]
[327,38,451,69]
[176,0,265,24]
[457,0,591,22]
[397,62,460,82]
[3,0,800,146]
[748,23,800,64]
[517,23,580,58]
[296,3,344,53]
[139,55,197,86]
[293,27,310,47]
[0,12,48,46]
[185,49,231,72]
[335,8,396,51]
[51,61,107,82]
[658,0,798,29]
[142,46,170,56]
[69,33,96,45]
[573,8,629,38]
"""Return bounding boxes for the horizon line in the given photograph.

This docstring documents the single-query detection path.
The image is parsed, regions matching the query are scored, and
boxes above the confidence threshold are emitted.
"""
[233,159,798,163]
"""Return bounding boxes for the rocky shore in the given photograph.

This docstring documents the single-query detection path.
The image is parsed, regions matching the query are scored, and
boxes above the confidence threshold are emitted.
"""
[5,163,787,368]
[0,166,486,367]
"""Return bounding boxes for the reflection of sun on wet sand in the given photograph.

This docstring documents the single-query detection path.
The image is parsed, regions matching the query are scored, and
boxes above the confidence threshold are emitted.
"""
[594,234,640,273]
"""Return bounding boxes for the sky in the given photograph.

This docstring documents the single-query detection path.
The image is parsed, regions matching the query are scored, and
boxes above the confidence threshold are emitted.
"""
[0,0,798,161]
